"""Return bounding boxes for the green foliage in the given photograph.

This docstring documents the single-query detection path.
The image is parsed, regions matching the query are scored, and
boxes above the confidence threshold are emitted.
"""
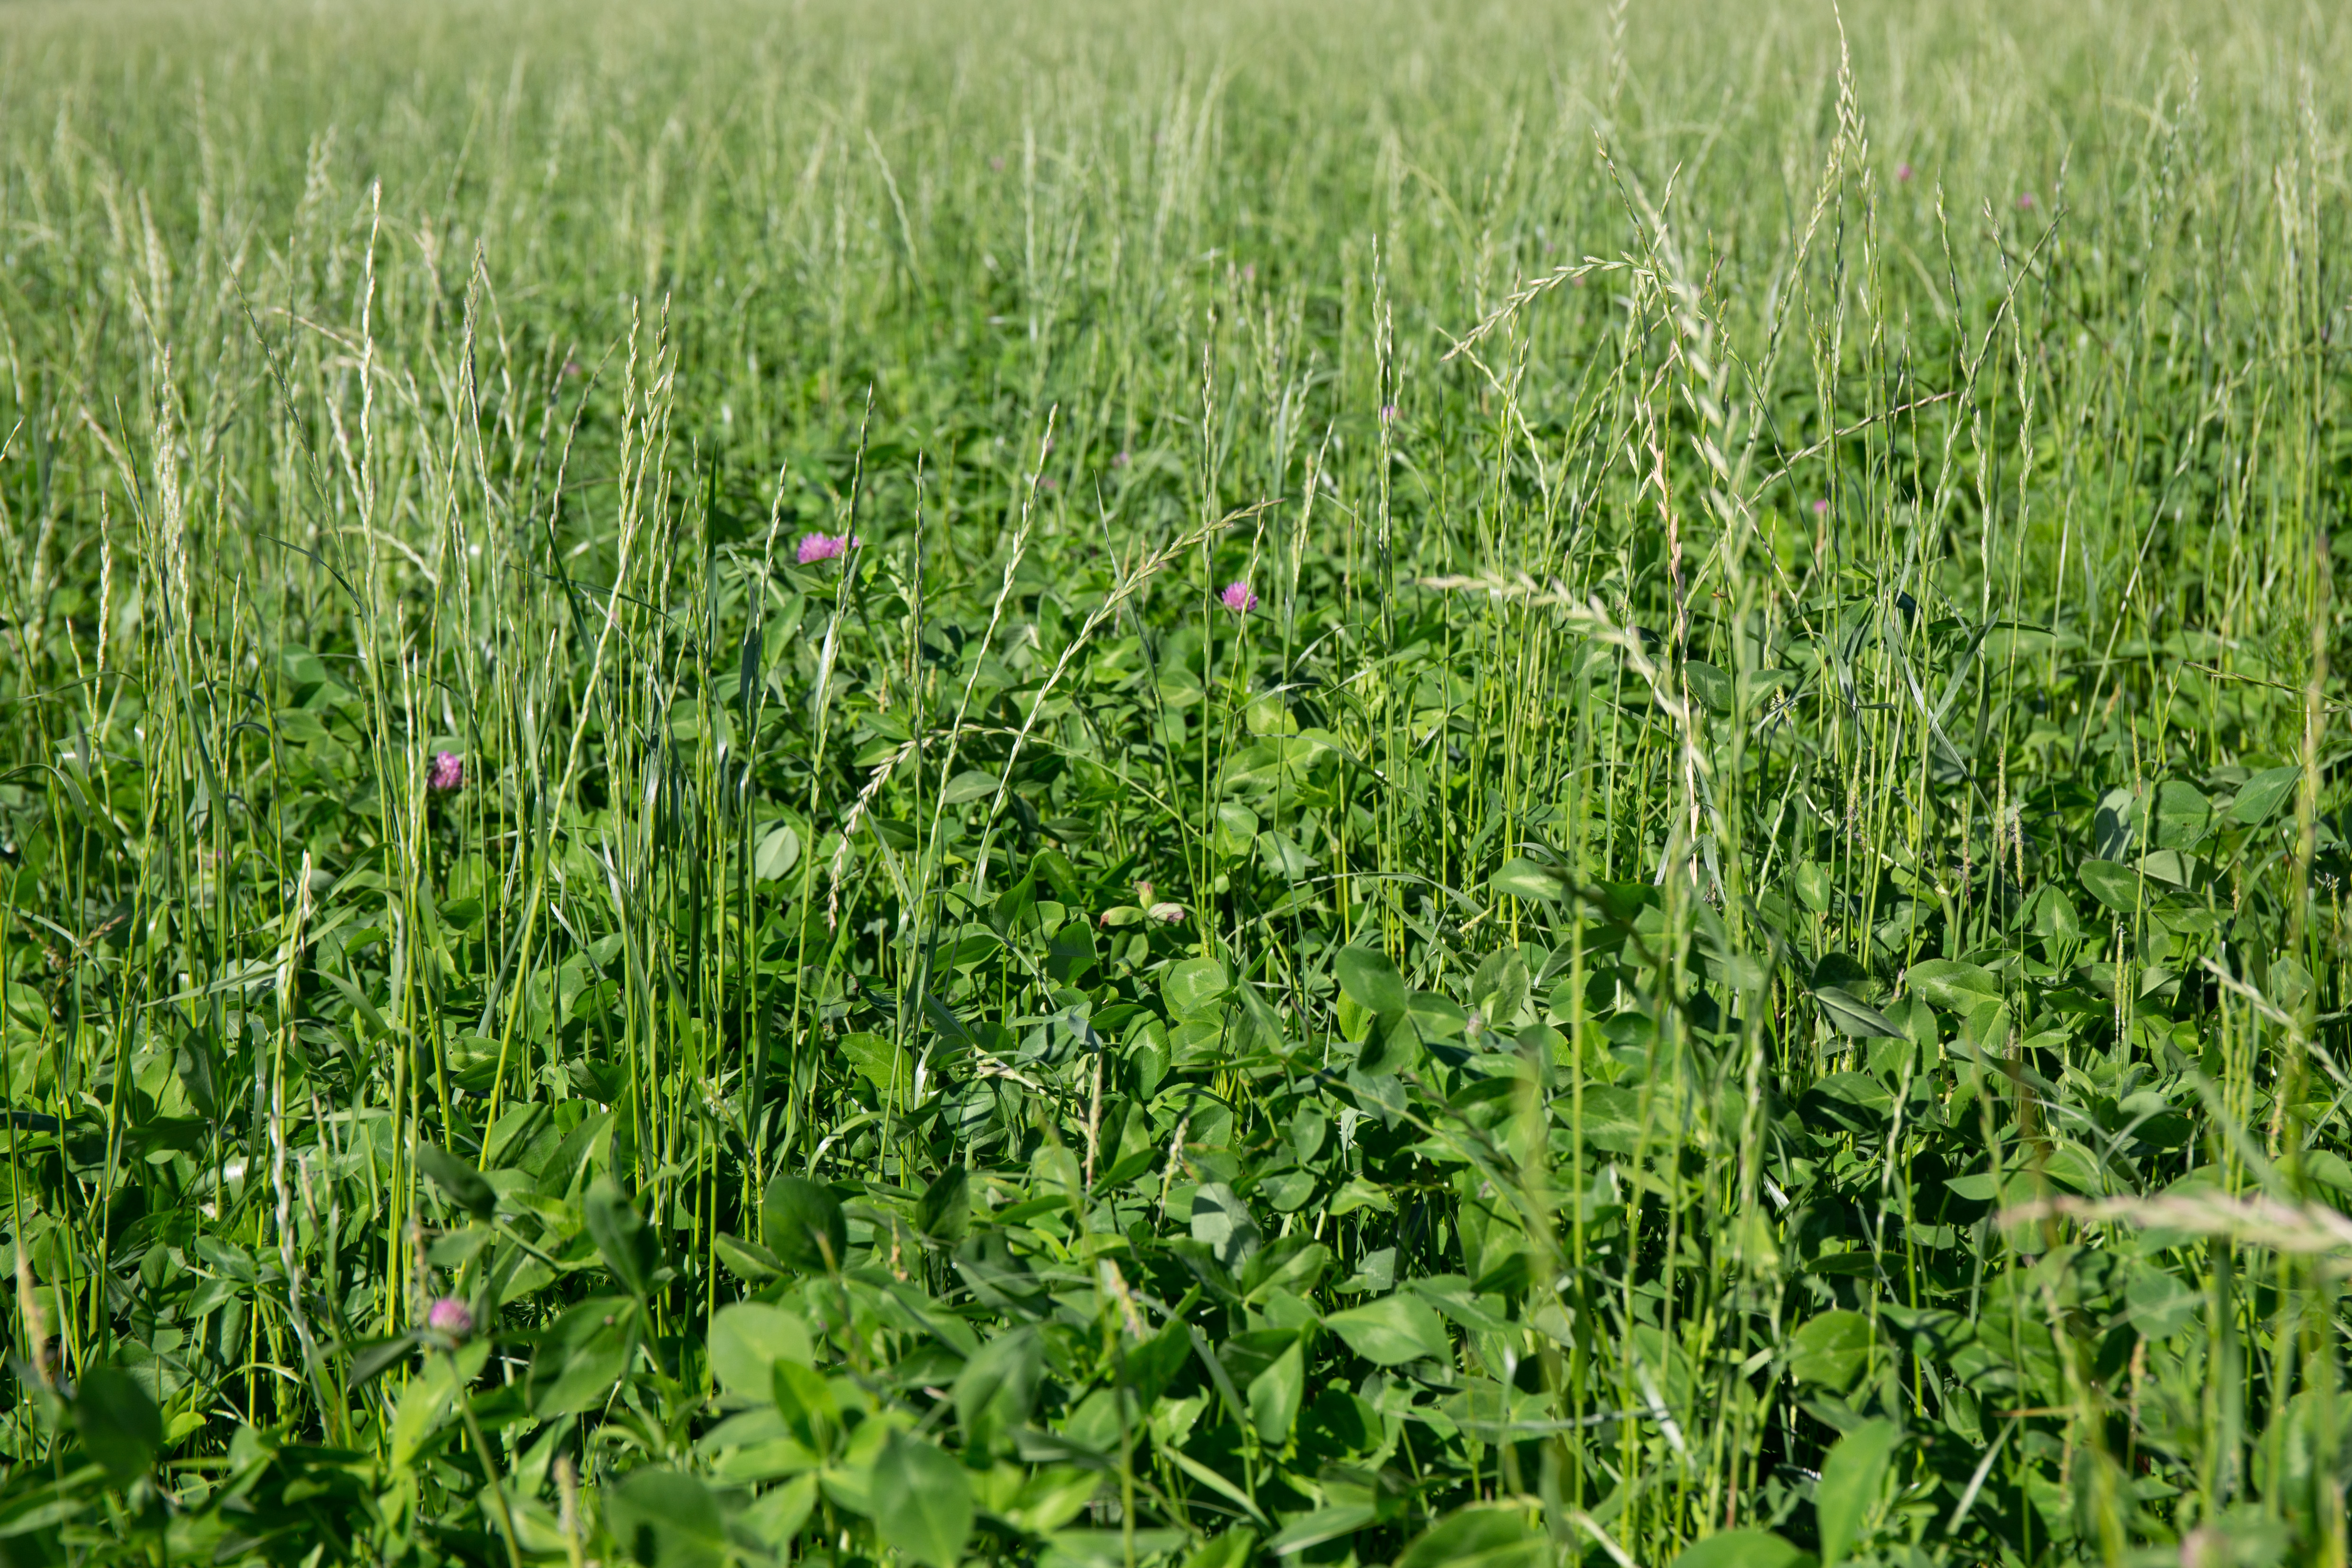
[0,0,2346,1563]
[871,1431,976,1568]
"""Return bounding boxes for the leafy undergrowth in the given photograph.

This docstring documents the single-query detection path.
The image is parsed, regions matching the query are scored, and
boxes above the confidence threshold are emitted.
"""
[0,0,2349,1565]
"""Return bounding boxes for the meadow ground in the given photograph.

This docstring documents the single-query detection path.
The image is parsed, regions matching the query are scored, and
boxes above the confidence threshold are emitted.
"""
[0,0,2347,1562]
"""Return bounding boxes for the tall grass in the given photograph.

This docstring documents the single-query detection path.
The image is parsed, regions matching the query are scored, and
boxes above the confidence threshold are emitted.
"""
[0,0,2347,1562]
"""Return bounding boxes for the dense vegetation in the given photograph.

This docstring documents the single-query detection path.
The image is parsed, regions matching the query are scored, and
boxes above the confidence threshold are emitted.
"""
[0,0,2348,1562]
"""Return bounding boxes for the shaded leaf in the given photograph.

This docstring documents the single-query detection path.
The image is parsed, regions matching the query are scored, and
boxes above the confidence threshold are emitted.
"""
[955,1326,1043,1453]
[416,1142,497,1221]
[1190,1182,1262,1269]
[606,1468,727,1568]
[584,1175,660,1297]
[72,1367,161,1486]
[1247,1337,1304,1444]
[918,1165,970,1243]
[762,1175,848,1273]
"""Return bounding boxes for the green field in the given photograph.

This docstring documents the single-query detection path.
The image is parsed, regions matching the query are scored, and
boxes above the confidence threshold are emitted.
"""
[0,0,2347,1561]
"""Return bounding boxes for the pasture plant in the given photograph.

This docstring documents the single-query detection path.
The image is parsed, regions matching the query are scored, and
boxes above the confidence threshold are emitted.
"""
[0,0,2347,1564]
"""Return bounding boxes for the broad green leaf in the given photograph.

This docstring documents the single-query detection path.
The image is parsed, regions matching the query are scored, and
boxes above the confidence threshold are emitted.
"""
[2126,1270,2201,1341]
[1326,1293,1449,1366]
[2093,784,2140,858]
[1181,1530,1259,1568]
[1469,946,1531,1027]
[1162,957,1229,1017]
[738,1475,819,1551]
[389,1349,461,1471]
[415,1142,496,1221]
[871,1430,973,1568]
[2079,857,2141,914]
[839,1030,910,1097]
[72,1366,162,1486]
[1787,1309,1874,1391]
[1190,1181,1262,1269]
[955,1326,1043,1452]
[1122,1318,1193,1405]
[584,1175,660,1297]
[606,1468,727,1568]
[1354,1008,1422,1076]
[528,1296,635,1418]
[1265,1506,1376,1554]
[918,1165,970,1242]
[707,1303,813,1399]
[1247,1337,1304,1443]
[713,1232,784,1282]
[1904,959,1999,1012]
[1257,828,1311,880]
[2035,885,2084,945]
[941,768,999,805]
[770,1359,841,1455]
[1672,1529,1811,1568]
[1004,1467,1101,1533]
[762,1175,848,1273]
[1406,990,1467,1040]
[1394,1502,1547,1568]
[753,821,801,880]
[2152,779,2211,848]
[1682,659,1733,716]
[2230,764,2300,825]
[1292,1104,1328,1163]
[1333,946,1409,1015]
[1490,857,1563,903]
[1814,986,1901,1040]
[1816,1417,1900,1566]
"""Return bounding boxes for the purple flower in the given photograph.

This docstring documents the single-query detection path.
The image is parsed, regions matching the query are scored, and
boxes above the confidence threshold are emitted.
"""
[1811,498,1830,516]
[797,533,859,565]
[1896,162,1914,182]
[428,752,464,791]
[1379,404,1398,424]
[1112,450,1130,467]
[427,1297,474,1338]
[2017,192,2036,210]
[1220,580,1258,615]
